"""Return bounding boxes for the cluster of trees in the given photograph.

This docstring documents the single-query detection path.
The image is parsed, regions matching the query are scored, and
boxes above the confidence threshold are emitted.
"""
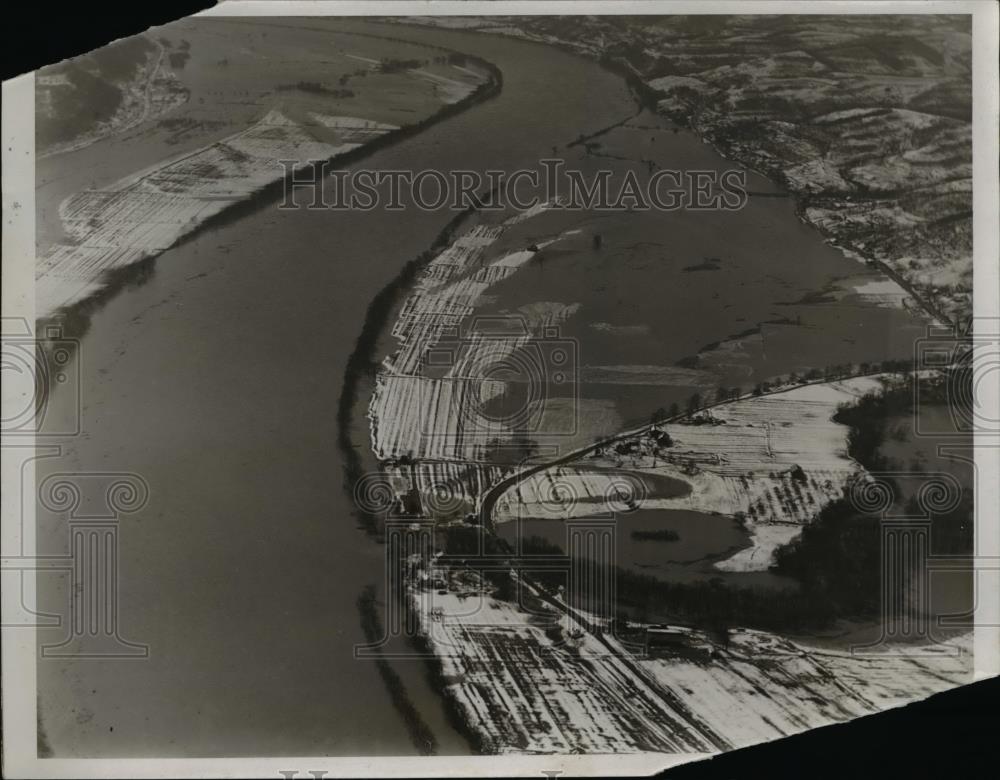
[766,372,974,620]
[647,358,948,420]
[441,531,610,603]
[659,358,937,416]
[431,53,468,67]
[276,81,354,98]
[483,435,539,465]
[434,367,972,628]
[341,68,372,83]
[745,358,921,398]
[833,380,916,470]
[378,58,425,74]
[649,404,681,424]
[771,498,883,616]
[771,484,973,613]
[615,569,833,631]
[832,370,969,469]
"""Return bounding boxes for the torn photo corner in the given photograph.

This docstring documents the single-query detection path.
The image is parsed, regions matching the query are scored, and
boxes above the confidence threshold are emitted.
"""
[2,1,998,777]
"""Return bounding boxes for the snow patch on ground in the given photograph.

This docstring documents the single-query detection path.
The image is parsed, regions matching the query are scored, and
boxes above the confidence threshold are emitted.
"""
[410,569,971,754]
[36,110,393,319]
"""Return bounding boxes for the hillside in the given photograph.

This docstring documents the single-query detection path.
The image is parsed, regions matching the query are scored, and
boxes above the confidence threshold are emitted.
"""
[405,15,973,325]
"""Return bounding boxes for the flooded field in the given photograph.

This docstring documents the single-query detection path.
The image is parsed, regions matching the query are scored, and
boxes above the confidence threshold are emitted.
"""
[496,508,796,589]
[460,109,933,447]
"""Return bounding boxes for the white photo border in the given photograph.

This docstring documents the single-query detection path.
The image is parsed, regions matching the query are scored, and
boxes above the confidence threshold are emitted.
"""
[3,1,997,777]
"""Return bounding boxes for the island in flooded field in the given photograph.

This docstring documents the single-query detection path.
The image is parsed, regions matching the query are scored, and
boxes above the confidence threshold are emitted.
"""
[361,15,976,757]
[363,193,975,752]
[367,227,976,750]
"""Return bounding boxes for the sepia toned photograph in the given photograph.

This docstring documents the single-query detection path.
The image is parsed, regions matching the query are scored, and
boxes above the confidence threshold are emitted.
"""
[2,1,998,777]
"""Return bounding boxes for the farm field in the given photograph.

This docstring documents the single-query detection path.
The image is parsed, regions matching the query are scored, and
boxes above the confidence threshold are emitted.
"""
[493,376,886,572]
[410,565,972,754]
[35,17,491,320]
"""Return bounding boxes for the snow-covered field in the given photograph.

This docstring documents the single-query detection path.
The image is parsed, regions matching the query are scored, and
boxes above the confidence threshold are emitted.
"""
[493,377,886,571]
[36,61,492,321]
[36,51,489,322]
[368,204,585,515]
[415,585,724,753]
[638,627,971,749]
[412,572,971,754]
[36,110,390,319]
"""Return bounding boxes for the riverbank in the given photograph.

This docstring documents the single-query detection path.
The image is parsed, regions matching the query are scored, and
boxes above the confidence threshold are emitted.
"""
[340,188,502,533]
[37,36,500,336]
[36,36,187,158]
[395,16,971,327]
[403,551,972,754]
